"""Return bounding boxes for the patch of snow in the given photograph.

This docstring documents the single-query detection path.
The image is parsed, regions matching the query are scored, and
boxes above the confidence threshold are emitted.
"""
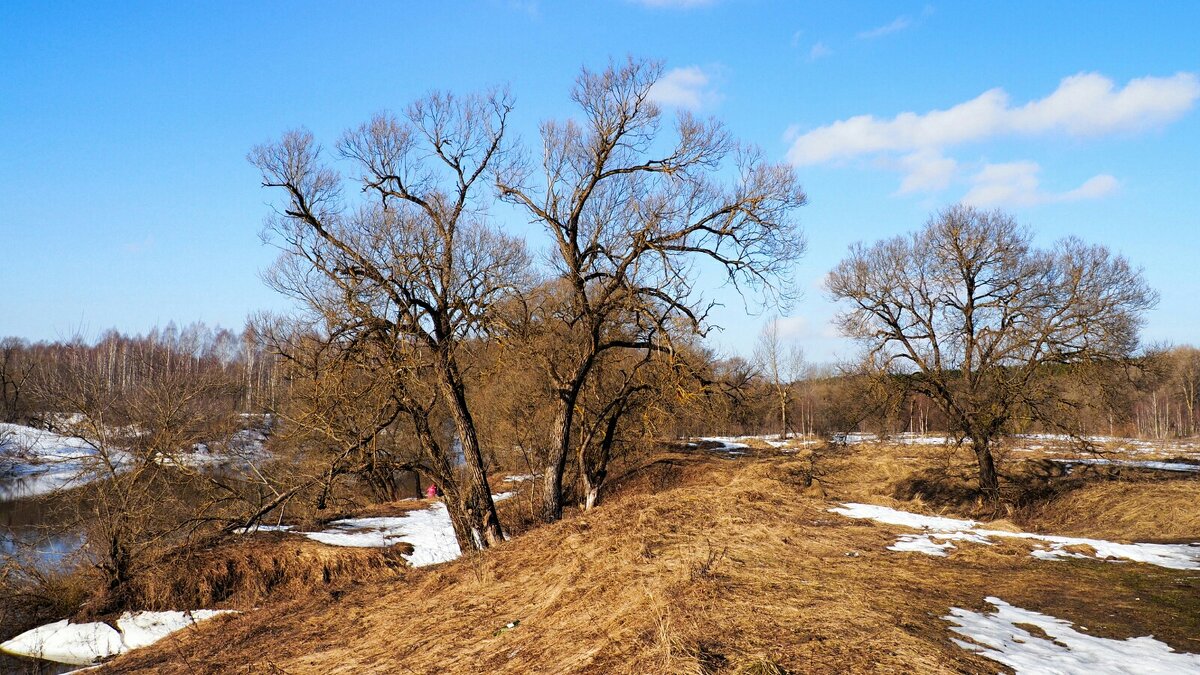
[1,420,273,499]
[697,436,750,452]
[301,493,514,567]
[830,503,1200,570]
[0,620,121,666]
[0,610,233,666]
[889,531,994,556]
[232,524,293,534]
[503,474,534,482]
[0,423,111,500]
[945,597,1200,673]
[115,611,231,651]
[830,432,955,446]
[830,503,977,532]
[1052,458,1200,473]
[890,534,955,556]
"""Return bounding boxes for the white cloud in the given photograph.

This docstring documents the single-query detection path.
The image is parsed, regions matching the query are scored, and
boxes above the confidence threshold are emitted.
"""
[771,315,810,340]
[961,162,1119,208]
[809,42,832,61]
[648,66,722,110]
[895,149,958,194]
[786,71,1195,206]
[858,16,912,39]
[787,72,1199,165]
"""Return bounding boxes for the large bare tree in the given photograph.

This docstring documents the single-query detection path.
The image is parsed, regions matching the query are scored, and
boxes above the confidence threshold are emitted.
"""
[827,205,1158,499]
[496,58,807,521]
[250,89,528,548]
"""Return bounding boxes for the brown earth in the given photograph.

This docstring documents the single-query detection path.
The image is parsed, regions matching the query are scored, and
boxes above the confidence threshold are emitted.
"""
[94,440,1200,674]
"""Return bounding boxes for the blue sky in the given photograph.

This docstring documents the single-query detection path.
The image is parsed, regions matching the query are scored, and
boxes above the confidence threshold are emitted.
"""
[2,1,1197,363]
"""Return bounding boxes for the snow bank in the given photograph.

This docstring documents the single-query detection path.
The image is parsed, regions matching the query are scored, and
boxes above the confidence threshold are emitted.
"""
[946,597,1200,673]
[301,492,515,567]
[830,503,1200,570]
[0,423,104,499]
[0,610,233,666]
[1,421,272,500]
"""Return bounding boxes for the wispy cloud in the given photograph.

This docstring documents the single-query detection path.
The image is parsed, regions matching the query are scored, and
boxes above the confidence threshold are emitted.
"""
[808,41,832,61]
[648,65,723,110]
[857,15,912,39]
[122,234,156,255]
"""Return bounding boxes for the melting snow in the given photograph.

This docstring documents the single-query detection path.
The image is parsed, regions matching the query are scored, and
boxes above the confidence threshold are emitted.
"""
[300,492,515,567]
[697,437,751,452]
[830,503,1200,570]
[231,524,293,534]
[0,610,233,666]
[946,597,1200,673]
[0,424,106,499]
[1052,458,1200,473]
[830,432,956,446]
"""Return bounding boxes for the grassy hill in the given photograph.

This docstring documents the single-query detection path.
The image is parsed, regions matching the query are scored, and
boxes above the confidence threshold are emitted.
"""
[95,440,1200,674]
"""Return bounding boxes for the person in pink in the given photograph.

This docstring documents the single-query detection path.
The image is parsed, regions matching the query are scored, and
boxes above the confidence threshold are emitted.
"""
[425,484,439,499]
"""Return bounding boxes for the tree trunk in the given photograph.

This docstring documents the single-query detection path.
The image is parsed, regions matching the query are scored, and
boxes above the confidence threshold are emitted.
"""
[972,438,1000,501]
[435,352,504,548]
[412,407,494,553]
[542,400,572,522]
[580,408,618,511]
[582,475,602,510]
[779,390,789,440]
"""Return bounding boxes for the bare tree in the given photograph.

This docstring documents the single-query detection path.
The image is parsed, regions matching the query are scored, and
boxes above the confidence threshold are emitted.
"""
[753,318,805,439]
[0,338,32,423]
[827,205,1158,499]
[250,89,527,549]
[28,338,242,612]
[496,58,807,521]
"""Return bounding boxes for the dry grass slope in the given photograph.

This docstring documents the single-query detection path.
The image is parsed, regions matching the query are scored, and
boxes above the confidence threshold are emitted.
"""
[99,442,1200,674]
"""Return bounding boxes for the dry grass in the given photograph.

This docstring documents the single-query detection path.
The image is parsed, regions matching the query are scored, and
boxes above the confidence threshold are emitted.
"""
[1018,480,1200,541]
[95,443,1200,674]
[122,534,411,613]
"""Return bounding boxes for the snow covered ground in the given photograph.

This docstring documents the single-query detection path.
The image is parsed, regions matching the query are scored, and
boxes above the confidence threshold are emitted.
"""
[830,503,1200,570]
[0,423,109,500]
[946,597,1200,673]
[0,422,271,501]
[0,610,233,667]
[298,492,515,567]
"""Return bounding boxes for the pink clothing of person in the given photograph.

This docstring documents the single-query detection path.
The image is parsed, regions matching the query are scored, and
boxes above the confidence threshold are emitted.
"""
[426,484,439,499]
